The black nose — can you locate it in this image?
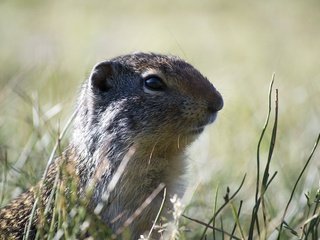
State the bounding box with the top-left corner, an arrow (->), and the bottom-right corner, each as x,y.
208,91 -> 224,113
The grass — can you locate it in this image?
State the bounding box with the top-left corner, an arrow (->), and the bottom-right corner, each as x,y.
1,1 -> 320,239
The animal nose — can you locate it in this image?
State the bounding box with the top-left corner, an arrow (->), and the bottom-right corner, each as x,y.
207,90 -> 224,113
205,91 -> 223,125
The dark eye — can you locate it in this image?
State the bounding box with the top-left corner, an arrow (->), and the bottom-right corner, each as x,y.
144,76 -> 166,91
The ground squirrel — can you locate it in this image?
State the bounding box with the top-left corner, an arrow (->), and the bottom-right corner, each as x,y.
0,52 -> 223,239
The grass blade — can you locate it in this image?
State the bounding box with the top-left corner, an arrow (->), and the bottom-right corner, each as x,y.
277,133 -> 320,239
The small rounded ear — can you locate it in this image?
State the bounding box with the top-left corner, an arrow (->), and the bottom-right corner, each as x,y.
89,61 -> 114,92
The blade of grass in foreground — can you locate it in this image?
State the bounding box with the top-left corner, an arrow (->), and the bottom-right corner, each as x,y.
277,133 -> 320,239
248,76 -> 278,240
260,87 -> 279,238
182,214 -> 241,240
198,174 -> 246,240
24,107 -> 79,240
255,74 -> 275,204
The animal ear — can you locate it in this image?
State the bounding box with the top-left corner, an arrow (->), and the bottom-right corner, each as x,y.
89,61 -> 114,92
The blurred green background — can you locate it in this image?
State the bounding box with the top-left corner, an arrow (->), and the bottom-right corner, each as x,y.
0,0 -> 319,237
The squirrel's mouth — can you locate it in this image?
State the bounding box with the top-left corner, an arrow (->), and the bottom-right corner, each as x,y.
186,112 -> 219,135
189,126 -> 205,135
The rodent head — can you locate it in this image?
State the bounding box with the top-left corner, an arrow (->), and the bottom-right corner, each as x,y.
73,53 -> 223,159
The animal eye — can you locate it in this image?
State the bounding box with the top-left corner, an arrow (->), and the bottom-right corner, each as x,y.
144,76 -> 166,91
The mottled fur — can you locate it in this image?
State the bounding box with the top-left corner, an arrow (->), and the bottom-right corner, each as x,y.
0,160 -> 62,239
0,53 -> 223,239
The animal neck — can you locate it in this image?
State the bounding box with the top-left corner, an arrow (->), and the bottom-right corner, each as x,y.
71,136 -> 187,203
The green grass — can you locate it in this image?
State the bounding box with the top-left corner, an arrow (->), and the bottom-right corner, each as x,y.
1,0 -> 320,239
